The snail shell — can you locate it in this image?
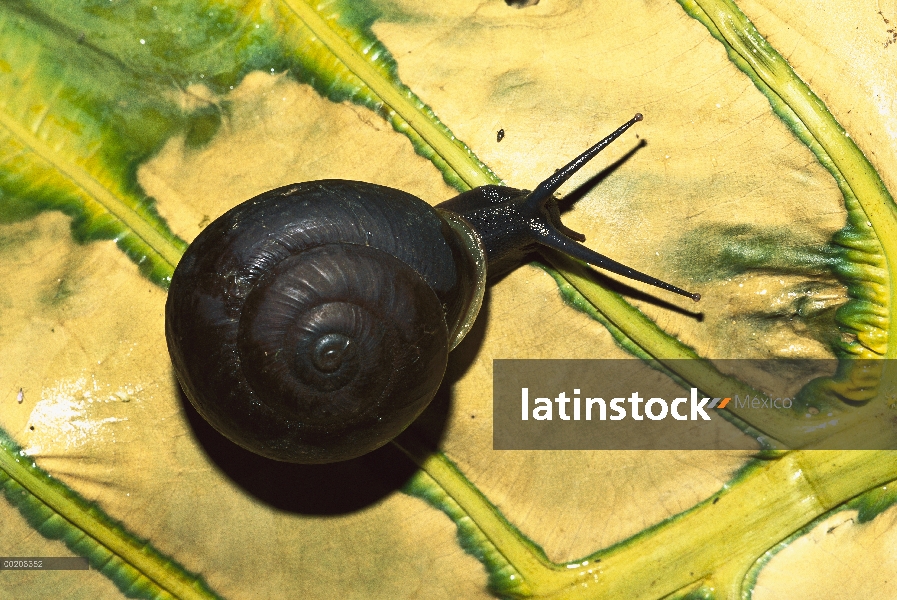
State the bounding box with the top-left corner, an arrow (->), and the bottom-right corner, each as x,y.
166,180 -> 485,463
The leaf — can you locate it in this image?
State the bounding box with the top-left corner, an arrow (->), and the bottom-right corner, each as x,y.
2,1 -> 897,599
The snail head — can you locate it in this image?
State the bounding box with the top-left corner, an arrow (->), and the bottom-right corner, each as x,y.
438,114 -> 700,302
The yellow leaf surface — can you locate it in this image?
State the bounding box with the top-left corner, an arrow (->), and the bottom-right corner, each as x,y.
2,1 -> 896,598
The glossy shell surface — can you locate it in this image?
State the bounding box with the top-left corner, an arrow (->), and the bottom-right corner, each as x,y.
166,180 -> 481,463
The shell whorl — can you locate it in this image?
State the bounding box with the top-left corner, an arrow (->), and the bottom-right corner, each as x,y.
165,180 -> 479,463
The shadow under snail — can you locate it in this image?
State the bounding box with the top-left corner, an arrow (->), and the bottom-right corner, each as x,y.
165,113 -> 700,464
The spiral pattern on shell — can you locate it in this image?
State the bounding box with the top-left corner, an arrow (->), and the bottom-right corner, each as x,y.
166,181 -> 480,463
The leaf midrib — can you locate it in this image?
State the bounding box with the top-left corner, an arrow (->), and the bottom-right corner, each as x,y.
278,0 -> 494,190
0,446 -> 216,600
693,0 -> 897,358
0,108 -> 183,270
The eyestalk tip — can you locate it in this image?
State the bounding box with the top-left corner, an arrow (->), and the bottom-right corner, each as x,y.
691,292 -> 701,302
634,113 -> 643,122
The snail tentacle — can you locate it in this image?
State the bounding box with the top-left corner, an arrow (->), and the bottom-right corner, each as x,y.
438,114 -> 700,301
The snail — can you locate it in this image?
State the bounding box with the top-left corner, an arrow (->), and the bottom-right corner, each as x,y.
165,113 -> 699,464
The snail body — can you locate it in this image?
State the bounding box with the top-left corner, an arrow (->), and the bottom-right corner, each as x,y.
166,114 -> 698,463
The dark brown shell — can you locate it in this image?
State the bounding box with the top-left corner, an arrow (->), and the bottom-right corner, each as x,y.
165,180 -> 478,463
